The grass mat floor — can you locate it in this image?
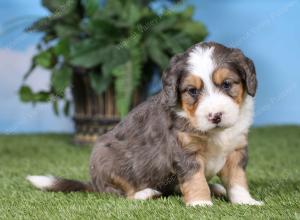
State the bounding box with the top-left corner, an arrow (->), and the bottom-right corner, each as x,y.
0,126 -> 299,219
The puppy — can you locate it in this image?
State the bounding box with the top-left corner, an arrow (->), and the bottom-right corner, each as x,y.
27,42 -> 263,206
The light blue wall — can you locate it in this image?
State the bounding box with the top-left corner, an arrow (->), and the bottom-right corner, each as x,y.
190,0 -> 300,125
0,0 -> 74,133
0,1 -> 299,134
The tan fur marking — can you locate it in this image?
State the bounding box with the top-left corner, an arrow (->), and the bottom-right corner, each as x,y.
218,147 -> 248,189
177,131 -> 208,153
180,169 -> 211,204
111,175 -> 135,197
180,74 -> 203,126
177,131 -> 211,203
234,83 -> 245,105
213,68 -> 230,85
213,68 -> 245,105
181,102 -> 198,127
182,74 -> 203,90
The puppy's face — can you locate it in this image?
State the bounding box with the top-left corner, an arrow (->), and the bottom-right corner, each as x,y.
162,42 -> 257,132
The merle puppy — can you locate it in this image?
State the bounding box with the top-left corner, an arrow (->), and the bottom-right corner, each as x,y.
27,42 -> 263,206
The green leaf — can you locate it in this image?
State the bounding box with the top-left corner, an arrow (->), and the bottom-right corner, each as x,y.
181,6 -> 194,19
128,40 -> 143,88
26,17 -> 54,32
103,0 -> 123,18
82,0 -> 99,16
181,21 -> 208,42
127,3 -> 141,24
42,0 -> 75,14
33,91 -> 50,102
113,49 -> 142,117
70,42 -> 129,69
19,86 -> 50,103
90,72 -> 112,94
86,17 -> 124,41
19,86 -> 34,102
112,63 -> 132,117
51,66 -> 72,93
172,32 -> 193,48
54,38 -> 70,57
69,40 -> 105,68
160,32 -> 190,54
34,49 -> 56,69
101,47 -> 130,76
42,32 -> 57,43
53,100 -> 59,116
146,36 -> 169,69
70,49 -> 102,68
63,100 -> 70,116
152,15 -> 177,32
54,24 -> 78,38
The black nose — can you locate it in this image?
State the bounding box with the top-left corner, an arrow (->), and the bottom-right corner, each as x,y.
208,112 -> 223,124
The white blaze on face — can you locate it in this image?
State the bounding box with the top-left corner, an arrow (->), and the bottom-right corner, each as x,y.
187,46 -> 215,94
187,45 -> 240,132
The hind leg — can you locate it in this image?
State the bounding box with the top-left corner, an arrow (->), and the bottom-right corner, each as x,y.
209,183 -> 227,198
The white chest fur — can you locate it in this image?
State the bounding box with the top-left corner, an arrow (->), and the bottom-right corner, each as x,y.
205,154 -> 226,179
204,96 -> 254,179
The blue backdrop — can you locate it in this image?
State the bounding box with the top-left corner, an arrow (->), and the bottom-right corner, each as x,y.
0,0 -> 299,133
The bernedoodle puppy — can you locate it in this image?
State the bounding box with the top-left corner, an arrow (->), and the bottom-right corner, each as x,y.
27,42 -> 263,206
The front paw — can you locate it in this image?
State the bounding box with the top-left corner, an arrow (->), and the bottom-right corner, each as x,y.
231,198 -> 264,206
186,200 -> 213,207
229,185 -> 264,206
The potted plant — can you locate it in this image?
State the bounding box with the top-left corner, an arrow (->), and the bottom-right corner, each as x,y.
19,0 -> 207,144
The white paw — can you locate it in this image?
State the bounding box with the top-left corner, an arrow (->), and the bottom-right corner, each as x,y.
133,188 -> 161,200
232,198 -> 264,206
187,200 -> 213,207
229,185 -> 263,206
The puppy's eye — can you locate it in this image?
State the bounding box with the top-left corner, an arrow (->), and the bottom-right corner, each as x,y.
187,88 -> 199,97
222,80 -> 232,90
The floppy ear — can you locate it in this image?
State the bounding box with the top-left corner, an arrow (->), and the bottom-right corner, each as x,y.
231,49 -> 258,97
161,53 -> 185,107
243,57 -> 257,96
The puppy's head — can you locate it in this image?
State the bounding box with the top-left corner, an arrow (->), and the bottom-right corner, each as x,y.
162,42 -> 257,132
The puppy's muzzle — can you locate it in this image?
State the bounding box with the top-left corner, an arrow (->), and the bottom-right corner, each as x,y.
208,112 -> 223,124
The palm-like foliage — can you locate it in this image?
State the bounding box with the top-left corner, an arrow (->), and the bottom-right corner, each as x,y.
20,0 -> 207,117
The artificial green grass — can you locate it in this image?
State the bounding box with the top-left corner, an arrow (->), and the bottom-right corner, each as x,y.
0,126 -> 300,220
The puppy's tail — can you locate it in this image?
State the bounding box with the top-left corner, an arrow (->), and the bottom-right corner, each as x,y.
26,175 -> 93,192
